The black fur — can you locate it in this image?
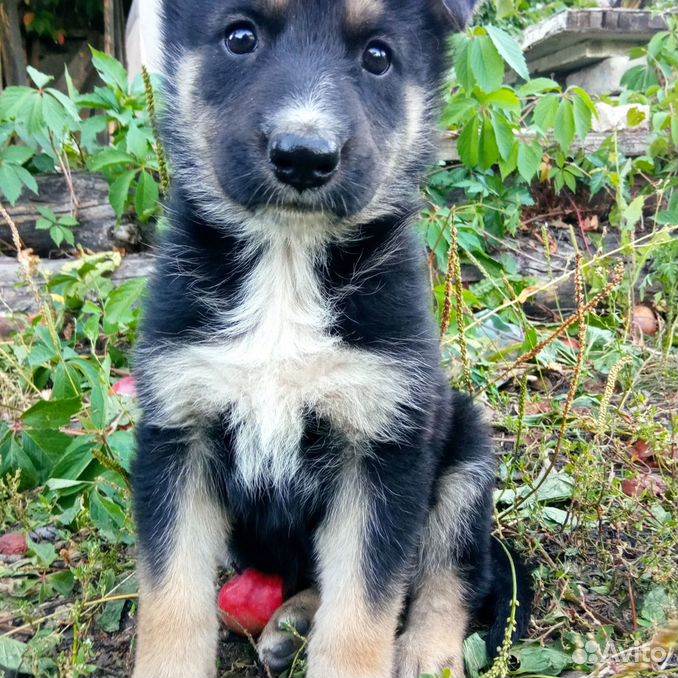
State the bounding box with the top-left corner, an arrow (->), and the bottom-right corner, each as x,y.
131,0 -> 532,675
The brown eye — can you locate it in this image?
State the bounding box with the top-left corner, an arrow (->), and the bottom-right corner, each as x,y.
225,22 -> 258,55
362,41 -> 391,75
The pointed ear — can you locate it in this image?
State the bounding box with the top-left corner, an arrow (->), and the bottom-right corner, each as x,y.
433,0 -> 479,31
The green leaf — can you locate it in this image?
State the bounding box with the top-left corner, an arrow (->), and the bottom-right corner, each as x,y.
532,93 -> 560,132
554,98 -> 575,152
13,165 -> 39,195
441,99 -> 477,127
135,169 -> 160,220
518,77 -> 560,96
621,64 -> 659,91
512,645 -> 571,675
50,225 -> 64,247
27,536 -> 58,567
478,116 -> 500,170
21,396 -> 82,429
491,111 -> 515,161
627,106 -> 647,127
494,0 -> 514,19
25,90 -> 45,135
484,88 -> 520,111
517,142 -> 542,182
470,35 -> 504,93
46,87 -> 80,122
90,47 -> 129,93
49,570 -> 76,597
64,65 -> 79,100
97,576 -> 137,632
80,115 -> 109,153
126,122 -> 149,159
453,34 -> 474,91
572,94 -> 592,141
27,65 -> 53,89
105,278 -> 147,326
0,636 -> 28,673
88,148 -> 135,171
0,435 -> 40,488
47,478 -> 91,492
485,25 -> 529,80
0,86 -> 35,121
0,164 -> 23,203
109,169 -> 137,217
640,588 -> 672,625
463,633 -> 489,678
457,114 -> 480,168
623,195 -> 645,229
569,86 -> 596,116
23,429 -> 72,460
2,145 -> 34,165
498,142 -> 518,179
89,488 -> 126,542
50,436 -> 96,481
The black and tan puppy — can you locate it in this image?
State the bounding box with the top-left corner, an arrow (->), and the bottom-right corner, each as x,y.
131,0 -> 532,676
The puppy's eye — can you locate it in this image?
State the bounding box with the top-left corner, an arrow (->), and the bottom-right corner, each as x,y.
362,41 -> 391,75
224,22 -> 258,54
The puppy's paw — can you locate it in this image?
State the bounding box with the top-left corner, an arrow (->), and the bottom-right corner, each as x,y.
394,631 -> 464,678
257,589 -> 318,674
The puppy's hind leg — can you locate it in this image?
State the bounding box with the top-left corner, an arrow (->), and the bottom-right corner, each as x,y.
132,427 -> 229,678
396,392 -> 496,678
396,571 -> 469,678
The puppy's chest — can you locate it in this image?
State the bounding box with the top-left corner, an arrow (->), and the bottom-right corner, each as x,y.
144,241 -> 411,485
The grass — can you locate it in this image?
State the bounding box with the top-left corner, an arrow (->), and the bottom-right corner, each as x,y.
1,191 -> 677,678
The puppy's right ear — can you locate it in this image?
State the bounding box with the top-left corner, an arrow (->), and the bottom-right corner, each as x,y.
433,0 -> 480,31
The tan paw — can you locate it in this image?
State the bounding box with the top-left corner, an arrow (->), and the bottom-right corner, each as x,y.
257,589 -> 319,674
395,631 -> 465,678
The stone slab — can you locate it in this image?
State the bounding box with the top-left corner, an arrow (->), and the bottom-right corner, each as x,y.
519,9 -> 671,81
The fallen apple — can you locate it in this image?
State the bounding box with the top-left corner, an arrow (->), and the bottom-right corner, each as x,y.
632,305 -> 658,337
111,375 -> 137,397
0,532 -> 28,556
218,569 -> 284,637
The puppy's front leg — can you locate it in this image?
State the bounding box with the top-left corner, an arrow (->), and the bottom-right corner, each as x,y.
132,427 -> 228,678
308,460 -> 422,678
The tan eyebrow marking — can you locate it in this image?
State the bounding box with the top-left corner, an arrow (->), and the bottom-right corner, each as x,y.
262,0 -> 289,15
344,0 -> 385,30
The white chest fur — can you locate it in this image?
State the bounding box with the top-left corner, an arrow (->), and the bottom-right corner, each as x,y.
143,238 -> 415,490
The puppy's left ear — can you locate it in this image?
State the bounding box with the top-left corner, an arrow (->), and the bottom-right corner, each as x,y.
433,0 -> 479,31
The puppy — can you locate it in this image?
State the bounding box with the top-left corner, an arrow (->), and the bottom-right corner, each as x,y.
131,1 -> 532,676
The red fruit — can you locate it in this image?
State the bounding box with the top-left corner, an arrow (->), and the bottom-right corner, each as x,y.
218,569 -> 284,637
632,305 -> 658,337
111,375 -> 137,397
0,532 -> 28,556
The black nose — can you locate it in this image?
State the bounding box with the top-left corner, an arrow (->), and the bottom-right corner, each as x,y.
269,134 -> 339,191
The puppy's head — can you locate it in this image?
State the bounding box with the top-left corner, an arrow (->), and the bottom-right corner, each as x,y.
161,0 -> 477,236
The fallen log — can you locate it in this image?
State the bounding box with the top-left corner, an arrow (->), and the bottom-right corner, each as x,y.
0,229 -> 600,320
0,173 -> 141,257
0,253 -> 154,315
